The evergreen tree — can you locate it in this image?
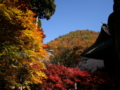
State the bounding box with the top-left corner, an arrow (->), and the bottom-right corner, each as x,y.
27,0 -> 56,20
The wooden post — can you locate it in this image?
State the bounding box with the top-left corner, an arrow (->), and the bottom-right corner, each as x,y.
108,0 -> 120,89
75,82 -> 77,90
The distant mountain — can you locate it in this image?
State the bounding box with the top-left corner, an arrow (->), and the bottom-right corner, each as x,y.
47,30 -> 99,67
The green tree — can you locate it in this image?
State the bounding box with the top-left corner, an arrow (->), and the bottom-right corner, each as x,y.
27,0 -> 56,20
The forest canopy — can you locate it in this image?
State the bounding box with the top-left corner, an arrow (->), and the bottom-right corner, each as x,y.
48,30 -> 99,67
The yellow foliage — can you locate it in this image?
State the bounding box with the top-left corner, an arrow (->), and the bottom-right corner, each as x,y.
0,0 -> 48,88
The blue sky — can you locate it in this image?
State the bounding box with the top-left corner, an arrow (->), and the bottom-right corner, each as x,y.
41,0 -> 113,44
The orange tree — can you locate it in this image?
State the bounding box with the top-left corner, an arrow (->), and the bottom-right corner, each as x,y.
0,0 -> 54,89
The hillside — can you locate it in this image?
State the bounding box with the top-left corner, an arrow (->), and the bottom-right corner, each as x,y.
47,30 -> 99,67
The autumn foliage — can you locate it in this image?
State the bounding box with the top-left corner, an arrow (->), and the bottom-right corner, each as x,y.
0,0 -> 48,89
0,0 -> 116,90
36,64 -> 116,90
48,30 -> 99,67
